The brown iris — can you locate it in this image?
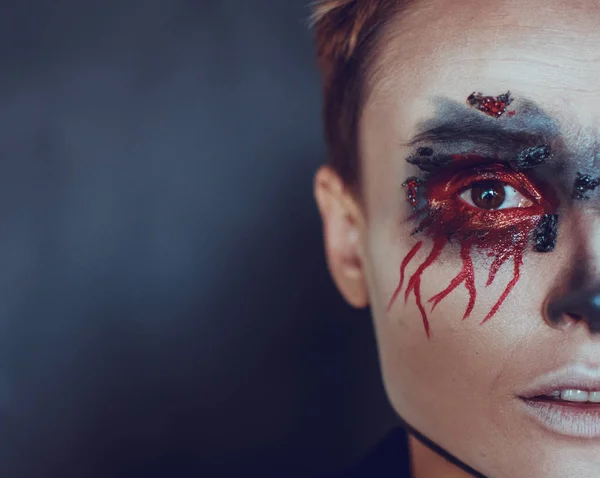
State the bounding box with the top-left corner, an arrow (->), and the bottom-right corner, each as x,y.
470,180 -> 506,210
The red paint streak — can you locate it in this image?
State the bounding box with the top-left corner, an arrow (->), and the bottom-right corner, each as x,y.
390,157 -> 558,338
387,241 -> 423,312
403,237 -> 446,338
405,237 -> 445,304
481,250 -> 523,324
508,110 -> 517,117
486,248 -> 511,286
467,92 -> 512,118
428,242 -> 476,320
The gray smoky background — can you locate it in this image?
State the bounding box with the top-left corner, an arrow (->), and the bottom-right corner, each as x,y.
0,1 -> 397,477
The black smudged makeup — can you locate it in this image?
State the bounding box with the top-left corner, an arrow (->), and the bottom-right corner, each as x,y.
406,151 -> 453,172
573,172 -> 600,200
509,145 -> 551,171
534,214 -> 559,252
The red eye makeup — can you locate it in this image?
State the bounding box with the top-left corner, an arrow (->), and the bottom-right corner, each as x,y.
388,152 -> 559,338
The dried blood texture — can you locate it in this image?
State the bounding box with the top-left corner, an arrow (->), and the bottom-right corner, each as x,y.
467,91 -> 513,118
389,156 -> 557,338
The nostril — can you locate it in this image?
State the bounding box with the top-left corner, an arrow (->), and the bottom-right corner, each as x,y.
545,291 -> 589,328
545,295 -> 567,326
566,312 -> 583,321
544,288 -> 600,333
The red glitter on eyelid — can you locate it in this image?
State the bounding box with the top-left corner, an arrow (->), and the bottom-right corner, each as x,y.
388,158 -> 558,338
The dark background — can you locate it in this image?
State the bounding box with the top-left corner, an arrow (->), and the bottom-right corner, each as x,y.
0,1 -> 398,477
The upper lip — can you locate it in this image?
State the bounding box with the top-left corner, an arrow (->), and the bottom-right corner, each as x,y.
518,363 -> 600,399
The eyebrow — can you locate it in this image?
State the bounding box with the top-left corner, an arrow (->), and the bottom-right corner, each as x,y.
405,97 -> 561,154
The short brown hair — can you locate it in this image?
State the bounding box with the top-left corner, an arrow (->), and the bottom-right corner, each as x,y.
311,0 -> 408,189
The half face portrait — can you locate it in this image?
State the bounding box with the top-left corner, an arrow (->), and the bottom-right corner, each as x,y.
313,0 -> 600,476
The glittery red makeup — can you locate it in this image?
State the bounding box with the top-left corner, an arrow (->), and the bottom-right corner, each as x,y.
467,92 -> 513,118
402,177 -> 425,212
388,154 -> 558,338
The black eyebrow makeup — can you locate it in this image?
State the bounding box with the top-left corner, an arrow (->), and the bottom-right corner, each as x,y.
402,98 -> 573,191
407,98 -> 560,156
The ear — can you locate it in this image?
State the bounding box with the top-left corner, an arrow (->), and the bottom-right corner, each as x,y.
314,166 -> 369,308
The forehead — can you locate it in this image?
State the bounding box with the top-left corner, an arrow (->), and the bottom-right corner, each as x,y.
365,0 -> 600,129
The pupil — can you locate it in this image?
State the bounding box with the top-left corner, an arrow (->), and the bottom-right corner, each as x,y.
471,181 -> 506,209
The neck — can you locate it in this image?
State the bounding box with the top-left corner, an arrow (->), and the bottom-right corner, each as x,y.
408,434 -> 478,478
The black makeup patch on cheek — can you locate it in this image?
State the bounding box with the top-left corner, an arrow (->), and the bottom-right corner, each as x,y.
466,91 -> 513,118
509,145 -> 550,171
573,172 -> 600,200
534,214 -> 558,253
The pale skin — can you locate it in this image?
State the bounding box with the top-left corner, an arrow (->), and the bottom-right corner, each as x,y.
315,0 -> 600,476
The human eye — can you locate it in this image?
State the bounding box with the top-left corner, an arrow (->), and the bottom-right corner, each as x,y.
458,180 -> 534,211
421,161 -> 548,231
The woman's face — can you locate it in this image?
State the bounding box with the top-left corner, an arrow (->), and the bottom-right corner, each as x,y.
316,0 -> 600,476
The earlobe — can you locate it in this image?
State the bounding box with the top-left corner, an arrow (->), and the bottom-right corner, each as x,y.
314,166 -> 369,309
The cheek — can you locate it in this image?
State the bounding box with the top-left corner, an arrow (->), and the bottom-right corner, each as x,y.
365,236 -> 507,442
366,221 -> 564,400
365,234 -> 545,451
364,220 -> 556,394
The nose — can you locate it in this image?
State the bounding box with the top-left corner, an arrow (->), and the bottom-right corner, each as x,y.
543,207 -> 600,334
546,286 -> 600,334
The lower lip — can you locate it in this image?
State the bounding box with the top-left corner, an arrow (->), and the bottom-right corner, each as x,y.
519,398 -> 600,438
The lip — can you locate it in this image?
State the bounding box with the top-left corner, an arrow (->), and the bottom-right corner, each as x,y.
518,363 -> 600,438
518,364 -> 600,399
